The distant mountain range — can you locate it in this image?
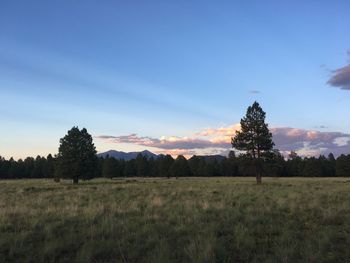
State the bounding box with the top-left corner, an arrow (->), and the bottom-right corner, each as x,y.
97,150 -> 226,161
97,150 -> 158,160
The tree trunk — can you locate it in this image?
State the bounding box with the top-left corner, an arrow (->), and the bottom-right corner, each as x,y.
254,157 -> 262,184
256,172 -> 262,184
73,176 -> 79,184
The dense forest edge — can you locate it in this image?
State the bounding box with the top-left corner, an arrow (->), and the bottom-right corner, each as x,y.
1,150 -> 350,180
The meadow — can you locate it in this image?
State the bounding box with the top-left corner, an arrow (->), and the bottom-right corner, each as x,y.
0,177 -> 349,263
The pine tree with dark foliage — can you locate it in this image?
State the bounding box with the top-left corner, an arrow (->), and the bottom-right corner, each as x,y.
170,155 -> 191,179
102,157 -> 120,179
156,154 -> 174,178
135,154 -> 150,177
56,127 -> 97,184
232,101 -> 274,184
336,154 -> 350,176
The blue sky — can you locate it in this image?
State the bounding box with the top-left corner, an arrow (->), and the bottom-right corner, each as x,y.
1,1 -> 350,159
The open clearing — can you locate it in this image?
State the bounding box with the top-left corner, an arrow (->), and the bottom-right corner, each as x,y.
0,177 -> 349,262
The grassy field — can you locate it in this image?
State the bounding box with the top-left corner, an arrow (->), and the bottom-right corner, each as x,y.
0,177 -> 349,263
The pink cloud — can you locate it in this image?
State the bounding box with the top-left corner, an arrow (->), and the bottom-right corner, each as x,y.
96,125 -> 350,157
196,124 -> 240,136
96,134 -> 216,149
271,127 -> 350,156
286,128 -> 304,137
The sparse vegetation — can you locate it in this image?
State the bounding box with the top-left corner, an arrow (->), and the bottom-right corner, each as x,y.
1,177 -> 349,262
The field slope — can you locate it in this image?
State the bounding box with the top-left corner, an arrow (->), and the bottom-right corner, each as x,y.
0,177 -> 349,262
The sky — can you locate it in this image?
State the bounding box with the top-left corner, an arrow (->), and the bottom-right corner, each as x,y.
1,1 -> 350,159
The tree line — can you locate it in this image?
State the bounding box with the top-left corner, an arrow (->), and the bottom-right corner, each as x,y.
1,102 -> 349,183
1,151 -> 350,180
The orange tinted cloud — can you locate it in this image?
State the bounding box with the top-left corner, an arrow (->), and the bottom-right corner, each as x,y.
196,124 -> 240,136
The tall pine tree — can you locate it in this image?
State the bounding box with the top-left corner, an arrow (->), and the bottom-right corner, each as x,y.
232,101 -> 274,184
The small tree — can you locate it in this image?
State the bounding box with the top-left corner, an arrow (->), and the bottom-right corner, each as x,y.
232,101 -> 274,184
56,127 -> 97,184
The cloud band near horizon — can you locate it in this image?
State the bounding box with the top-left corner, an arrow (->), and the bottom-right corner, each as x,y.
96,124 -> 350,157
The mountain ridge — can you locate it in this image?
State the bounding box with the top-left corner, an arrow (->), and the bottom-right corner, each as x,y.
97,150 -> 227,161
97,150 -> 158,160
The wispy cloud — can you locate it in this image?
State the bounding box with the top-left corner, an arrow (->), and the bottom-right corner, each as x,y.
0,40 -> 218,121
249,90 -> 260,94
327,50 -> 350,90
95,134 -> 219,150
314,125 -> 328,129
96,124 -> 350,157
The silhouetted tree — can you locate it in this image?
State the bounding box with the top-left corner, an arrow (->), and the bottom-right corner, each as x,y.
156,154 -> 174,178
264,149 -> 285,177
326,153 -> 336,177
222,157 -> 238,176
226,151 -> 239,176
135,154 -> 150,177
0,156 -> 7,179
336,154 -> 350,176
302,157 -> 322,177
56,127 -> 97,184
31,156 -> 44,178
102,157 -> 121,179
170,155 -> 191,178
228,150 -> 236,159
232,101 -> 274,184
43,154 -> 54,178
188,155 -> 202,176
124,159 -> 136,177
289,151 -> 298,160
23,157 -> 34,178
206,160 -> 221,176
285,151 -> 303,176
196,158 -> 208,176
9,158 -> 24,179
